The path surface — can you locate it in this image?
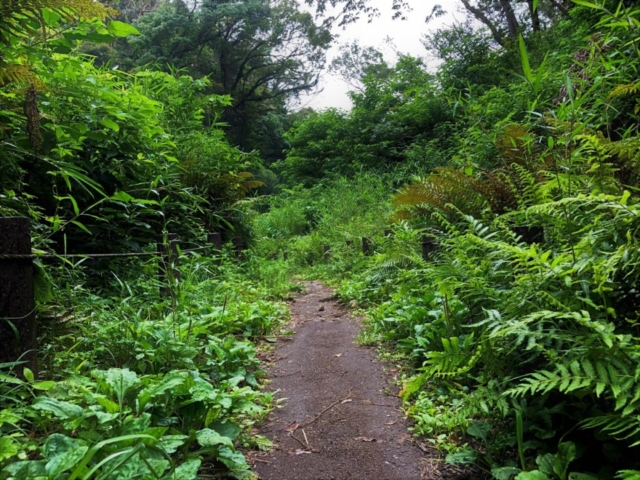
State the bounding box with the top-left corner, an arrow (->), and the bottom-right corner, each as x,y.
249,282 -> 436,480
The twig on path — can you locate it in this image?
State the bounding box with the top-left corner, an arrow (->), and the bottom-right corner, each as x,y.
415,441 -> 431,453
301,428 -> 309,446
360,400 -> 397,407
291,429 -> 314,451
301,390 -> 353,428
290,430 -> 306,448
251,458 -> 272,464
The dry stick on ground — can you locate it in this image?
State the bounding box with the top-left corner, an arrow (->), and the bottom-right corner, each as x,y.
360,400 -> 397,407
290,430 -> 307,448
287,390 -> 353,452
299,390 -> 353,429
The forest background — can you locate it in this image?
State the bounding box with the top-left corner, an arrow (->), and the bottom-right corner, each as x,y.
3,0 -> 640,479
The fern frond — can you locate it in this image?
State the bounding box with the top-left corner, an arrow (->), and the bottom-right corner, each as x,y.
582,415 -> 640,443
366,254 -> 421,285
616,470 -> 640,480
392,168 -> 486,219
0,62 -> 38,88
422,336 -> 481,379
505,356 -> 636,410
238,180 -> 265,193
609,82 -> 640,99
0,0 -> 114,40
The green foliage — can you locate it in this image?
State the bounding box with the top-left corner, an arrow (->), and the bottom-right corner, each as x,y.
1,8 -> 264,262
117,0 -> 331,159
258,2 -> 640,478
278,56 -> 455,185
1,256 -> 286,479
10,0 -> 640,478
0,5 -> 287,478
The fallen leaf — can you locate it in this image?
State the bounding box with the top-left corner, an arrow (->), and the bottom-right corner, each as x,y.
385,421 -> 397,425
355,437 -> 376,442
334,354 -> 342,357
340,399 -> 352,404
284,422 -> 299,432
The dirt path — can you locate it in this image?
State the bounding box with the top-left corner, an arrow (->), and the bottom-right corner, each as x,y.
249,281 -> 441,480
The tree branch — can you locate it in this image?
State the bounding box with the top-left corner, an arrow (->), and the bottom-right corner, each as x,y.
459,0 -> 506,47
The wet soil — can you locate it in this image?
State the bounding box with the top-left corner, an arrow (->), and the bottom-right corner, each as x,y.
249,281 -> 473,480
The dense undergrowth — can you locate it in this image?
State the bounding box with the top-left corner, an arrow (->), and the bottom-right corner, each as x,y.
1,250 -> 295,479
249,2 -> 640,478
5,0 -> 640,479
0,1 -> 299,477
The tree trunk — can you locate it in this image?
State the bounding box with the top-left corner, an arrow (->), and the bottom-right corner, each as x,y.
548,0 -> 570,16
0,217 -> 37,376
527,0 -> 541,32
460,0 -> 506,47
499,0 -> 520,39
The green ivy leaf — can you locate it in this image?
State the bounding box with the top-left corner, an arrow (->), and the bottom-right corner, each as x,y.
1,460 -> 47,479
196,428 -> 234,448
515,471 -> 552,480
554,442 -> 577,479
95,395 -> 119,414
493,467 -> 522,480
32,381 -> 56,391
217,446 -> 249,472
94,368 -> 140,408
43,435 -> 88,477
170,459 -> 201,480
467,421 -> 491,442
158,435 -> 188,455
0,410 -> 21,428
106,21 -> 140,37
100,118 -> 120,132
209,420 -> 241,441
445,448 -> 476,465
23,368 -> 34,383
121,413 -> 151,435
41,8 -> 62,26
0,436 -> 19,462
32,397 -> 83,420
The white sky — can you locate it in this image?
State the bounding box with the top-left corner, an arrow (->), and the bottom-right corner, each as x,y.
297,0 -> 460,110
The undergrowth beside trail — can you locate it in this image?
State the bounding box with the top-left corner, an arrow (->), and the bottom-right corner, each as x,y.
249,3 -> 640,478
0,253 -> 294,480
6,0 -> 640,478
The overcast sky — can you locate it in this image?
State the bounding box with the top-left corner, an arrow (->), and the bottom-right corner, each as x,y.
297,0 -> 460,110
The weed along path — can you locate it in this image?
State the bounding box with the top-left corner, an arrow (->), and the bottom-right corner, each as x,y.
249,281 -> 436,480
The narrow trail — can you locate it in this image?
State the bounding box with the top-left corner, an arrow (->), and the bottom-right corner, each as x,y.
248,281 -> 459,480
